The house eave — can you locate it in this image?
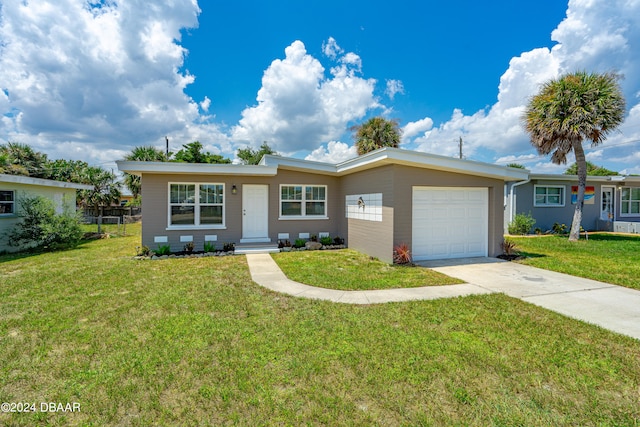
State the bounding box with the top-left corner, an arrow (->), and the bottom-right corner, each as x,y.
0,174 -> 93,190
116,161 -> 278,177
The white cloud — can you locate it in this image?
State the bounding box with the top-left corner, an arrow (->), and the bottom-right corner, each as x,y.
385,79 -> 405,100
200,96 -> 211,112
322,37 -> 343,59
305,141 -> 357,163
407,0 -> 640,174
402,117 -> 433,142
0,0 -> 204,166
231,40 -> 379,152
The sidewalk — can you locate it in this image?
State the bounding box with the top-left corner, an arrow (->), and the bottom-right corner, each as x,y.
245,253 -> 640,340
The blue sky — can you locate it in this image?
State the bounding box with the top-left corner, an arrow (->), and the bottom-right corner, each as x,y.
1,0 -> 639,175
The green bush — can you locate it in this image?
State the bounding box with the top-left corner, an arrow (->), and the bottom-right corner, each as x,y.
508,212 -> 536,235
203,241 -> 216,253
319,236 -> 333,246
7,194 -> 83,251
155,244 -> 171,256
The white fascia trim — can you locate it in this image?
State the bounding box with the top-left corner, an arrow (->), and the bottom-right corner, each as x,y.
0,174 -> 93,190
116,161 -> 278,176
336,148 -> 529,181
530,174 -> 640,184
260,155 -> 337,174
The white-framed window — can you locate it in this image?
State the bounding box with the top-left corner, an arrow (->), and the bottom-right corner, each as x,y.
168,183 -> 225,228
534,185 -> 565,207
280,185 -> 327,218
0,190 -> 15,215
621,187 -> 640,215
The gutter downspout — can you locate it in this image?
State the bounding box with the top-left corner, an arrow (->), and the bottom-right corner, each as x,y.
509,179 -> 531,227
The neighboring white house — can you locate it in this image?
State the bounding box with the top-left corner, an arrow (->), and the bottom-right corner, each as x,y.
0,174 -> 92,253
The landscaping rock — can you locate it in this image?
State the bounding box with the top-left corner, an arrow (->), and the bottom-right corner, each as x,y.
305,241 -> 323,251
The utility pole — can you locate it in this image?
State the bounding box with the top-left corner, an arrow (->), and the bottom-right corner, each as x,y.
458,136 -> 463,159
165,136 -> 169,157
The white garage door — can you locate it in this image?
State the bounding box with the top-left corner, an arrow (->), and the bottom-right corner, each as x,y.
412,187 -> 488,261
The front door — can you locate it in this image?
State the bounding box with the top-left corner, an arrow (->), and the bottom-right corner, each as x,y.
601,186 -> 615,221
242,184 -> 269,242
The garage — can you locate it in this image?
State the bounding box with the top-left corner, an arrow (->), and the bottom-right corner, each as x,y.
412,187 -> 488,260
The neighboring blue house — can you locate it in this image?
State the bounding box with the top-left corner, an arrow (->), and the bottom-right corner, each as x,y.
505,174 -> 640,234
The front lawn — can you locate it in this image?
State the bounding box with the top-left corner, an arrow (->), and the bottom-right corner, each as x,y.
1,226 -> 639,425
272,249 -> 463,290
508,233 -> 640,290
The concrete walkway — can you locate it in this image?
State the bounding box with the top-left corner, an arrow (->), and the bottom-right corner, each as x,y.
246,253 -> 640,340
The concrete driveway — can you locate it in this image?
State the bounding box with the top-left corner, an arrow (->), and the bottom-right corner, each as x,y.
420,257 -> 640,341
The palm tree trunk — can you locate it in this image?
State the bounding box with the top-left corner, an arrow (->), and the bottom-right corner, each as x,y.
569,142 -> 587,241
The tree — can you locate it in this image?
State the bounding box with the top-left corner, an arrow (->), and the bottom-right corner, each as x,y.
507,163 -> 526,169
123,146 -> 169,198
523,71 -> 625,241
351,117 -> 401,155
0,142 -> 49,177
173,141 -> 231,164
77,166 -> 122,233
564,161 -> 618,176
237,141 -> 278,165
45,159 -> 91,183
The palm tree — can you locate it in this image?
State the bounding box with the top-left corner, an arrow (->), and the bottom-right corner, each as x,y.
352,117 -> 401,155
523,71 -> 625,241
78,167 -> 122,234
0,142 -> 49,177
123,146 -> 169,198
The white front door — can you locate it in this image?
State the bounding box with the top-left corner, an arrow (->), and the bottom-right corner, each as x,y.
242,184 -> 269,242
601,186 -> 615,221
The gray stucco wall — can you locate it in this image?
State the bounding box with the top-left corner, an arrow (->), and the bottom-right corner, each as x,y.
140,171 -> 344,252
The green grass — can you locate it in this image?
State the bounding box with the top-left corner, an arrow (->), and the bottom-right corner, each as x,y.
1,225 -> 640,425
508,233 -> 640,290
272,249 -> 463,290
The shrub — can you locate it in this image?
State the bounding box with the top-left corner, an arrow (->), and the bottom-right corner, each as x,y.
204,241 -> 216,253
183,241 -> 194,253
552,222 -> 568,235
293,238 -> 307,248
7,195 -> 83,251
222,242 -> 235,252
333,236 -> 345,245
155,244 -> 171,256
501,238 -> 519,256
508,212 -> 536,235
319,236 -> 333,246
393,242 -> 413,265
136,245 -> 150,256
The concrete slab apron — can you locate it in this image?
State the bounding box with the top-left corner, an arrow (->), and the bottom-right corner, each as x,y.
245,253 -> 492,305
424,257 -> 640,341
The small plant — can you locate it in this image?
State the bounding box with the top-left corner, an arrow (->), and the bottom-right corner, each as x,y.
310,234 -> 318,242
293,238 -> 306,248
534,227 -> 542,235
222,242 -> 235,252
552,222 -> 568,235
204,241 -> 216,253
508,212 -> 536,235
501,238 -> 519,256
136,245 -> 150,256
183,241 -> 194,253
155,244 -> 171,256
333,236 -> 345,245
393,242 -> 413,265
320,236 -> 333,246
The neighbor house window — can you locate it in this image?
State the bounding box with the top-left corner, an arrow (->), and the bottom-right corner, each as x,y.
280,185 -> 327,218
0,190 -> 14,215
534,185 -> 565,207
169,183 -> 224,227
621,187 -> 640,215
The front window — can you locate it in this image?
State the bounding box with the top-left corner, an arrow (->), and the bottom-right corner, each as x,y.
280,185 -> 326,217
534,185 -> 565,207
621,187 -> 640,215
169,183 -> 224,226
0,190 -> 15,215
